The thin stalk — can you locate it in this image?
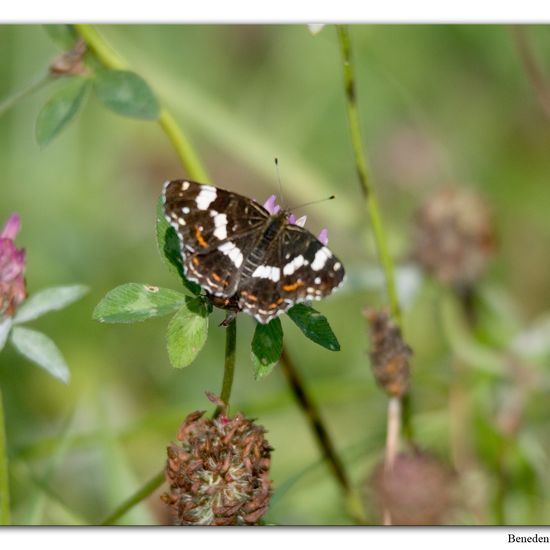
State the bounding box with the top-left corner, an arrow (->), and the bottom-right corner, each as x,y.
0,387 -> 11,525
158,109 -> 209,183
100,470 -> 165,526
215,318 -> 237,416
0,73 -> 53,117
279,349 -> 366,524
336,25 -> 413,477
336,25 -> 401,326
382,396 -> 401,525
384,397 -> 401,472
74,24 -> 209,182
219,319 -> 237,405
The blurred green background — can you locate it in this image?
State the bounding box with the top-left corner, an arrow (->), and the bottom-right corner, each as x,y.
1,24 -> 550,525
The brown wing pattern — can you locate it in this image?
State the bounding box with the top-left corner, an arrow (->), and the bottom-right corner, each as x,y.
237,224 -> 345,324
163,180 -> 268,296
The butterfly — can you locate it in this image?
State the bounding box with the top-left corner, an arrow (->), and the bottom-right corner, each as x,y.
162,180 -> 345,324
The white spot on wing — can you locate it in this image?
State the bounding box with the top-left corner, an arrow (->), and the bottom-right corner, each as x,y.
195,185 -> 217,210
213,225 -> 227,240
218,241 -> 243,268
212,213 -> 228,240
182,181 -> 190,190
311,247 -> 332,271
252,265 -> 280,282
229,248 -> 242,267
182,207 -> 190,214
283,255 -> 305,276
334,262 -> 341,271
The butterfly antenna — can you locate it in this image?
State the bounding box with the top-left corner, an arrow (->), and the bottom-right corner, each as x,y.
289,195 -> 335,211
274,157 -> 285,209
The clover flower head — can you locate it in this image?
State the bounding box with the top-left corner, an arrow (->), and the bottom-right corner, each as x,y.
162,396 -> 273,525
368,450 -> 456,525
263,195 -> 329,245
412,186 -> 494,288
0,213 -> 27,319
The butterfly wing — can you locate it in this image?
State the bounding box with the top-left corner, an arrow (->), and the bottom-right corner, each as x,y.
237,223 -> 345,324
163,180 -> 269,296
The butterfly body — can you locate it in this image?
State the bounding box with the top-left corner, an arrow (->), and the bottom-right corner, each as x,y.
163,180 -> 345,324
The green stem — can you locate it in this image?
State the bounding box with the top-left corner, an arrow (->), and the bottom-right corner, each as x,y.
100,469 -> 165,526
74,24 -> 209,182
336,25 -> 414,461
215,318 -> 237,415
0,73 -> 53,117
158,109 -> 209,182
0,387 -> 11,525
336,25 -> 401,326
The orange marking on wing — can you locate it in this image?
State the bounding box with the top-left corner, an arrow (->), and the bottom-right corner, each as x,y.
242,292 -> 257,301
194,225 -> 208,248
282,280 -> 304,292
192,256 -> 200,266
211,272 -> 222,282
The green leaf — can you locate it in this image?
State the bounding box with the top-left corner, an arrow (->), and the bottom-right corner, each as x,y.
35,76 -> 90,147
156,197 -> 201,295
0,318 -> 12,352
287,303 -> 340,351
93,283 -> 187,323
13,285 -> 88,324
166,297 -> 209,368
10,327 -> 70,383
94,69 -> 160,120
251,318 -> 283,380
42,25 -> 78,49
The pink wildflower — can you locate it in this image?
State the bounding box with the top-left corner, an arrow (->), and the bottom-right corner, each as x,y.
0,213 -> 27,319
